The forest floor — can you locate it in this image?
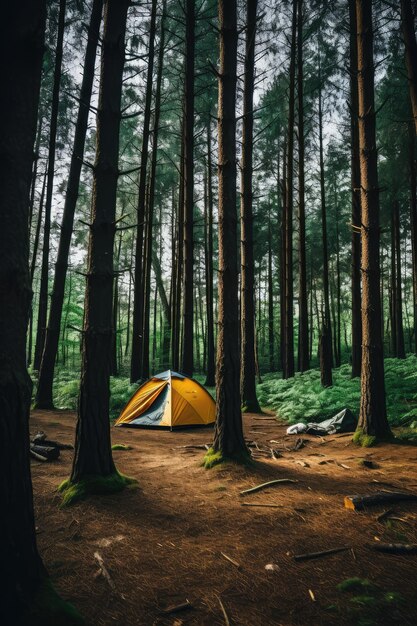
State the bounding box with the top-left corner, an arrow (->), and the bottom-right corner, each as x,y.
30,409 -> 417,626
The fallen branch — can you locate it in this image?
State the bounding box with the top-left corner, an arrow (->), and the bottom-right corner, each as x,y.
371,543 -> 417,554
240,479 -> 298,496
294,546 -> 350,562
241,502 -> 283,508
217,596 -> 230,626
160,600 -> 192,615
221,552 -> 240,568
94,551 -> 117,594
30,448 -> 48,462
345,491 -> 417,511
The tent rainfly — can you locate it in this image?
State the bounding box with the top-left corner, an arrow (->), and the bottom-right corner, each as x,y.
115,370 -> 215,430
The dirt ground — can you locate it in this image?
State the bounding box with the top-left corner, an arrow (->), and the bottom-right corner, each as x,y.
30,410 -> 417,626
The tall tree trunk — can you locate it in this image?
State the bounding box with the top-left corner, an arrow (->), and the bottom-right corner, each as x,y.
240,0 -> 261,413
35,0 -> 103,407
212,0 -> 248,460
0,1 -> 48,620
410,122 -> 417,355
297,0 -> 309,372
71,0 -> 130,482
142,0 -> 166,379
356,0 -> 391,439
181,0 -> 195,377
283,0 -> 297,379
390,208 -> 397,355
33,0 -> 67,371
318,61 -> 333,387
401,0 -> 417,135
349,0 -> 362,377
172,133 -> 185,371
205,122 -> 216,386
280,138 -> 287,373
394,201 -> 406,358
131,0 -> 157,383
268,211 -> 275,371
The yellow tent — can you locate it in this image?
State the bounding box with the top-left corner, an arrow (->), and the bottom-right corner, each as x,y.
115,370 -> 215,429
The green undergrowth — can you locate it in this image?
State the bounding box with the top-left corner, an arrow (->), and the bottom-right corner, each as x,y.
334,577 -> 405,625
257,355 -> 417,428
24,577 -> 84,626
202,446 -> 253,469
58,470 -> 137,506
111,443 -> 132,451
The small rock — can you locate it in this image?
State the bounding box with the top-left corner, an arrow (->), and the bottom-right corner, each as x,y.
265,563 -> 280,572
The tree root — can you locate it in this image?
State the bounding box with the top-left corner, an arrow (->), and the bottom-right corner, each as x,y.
58,470 -> 137,506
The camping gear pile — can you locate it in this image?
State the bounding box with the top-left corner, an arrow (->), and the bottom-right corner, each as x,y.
286,408 -> 357,436
30,432 -> 73,462
115,370 -> 215,429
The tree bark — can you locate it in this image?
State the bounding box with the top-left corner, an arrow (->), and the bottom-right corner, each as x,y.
318,60 -> 333,387
283,0 -> 297,379
181,0 -> 195,377
204,121 -> 216,386
35,0 -> 103,408
268,211 -> 275,371
131,0 -> 157,383
349,0 -> 362,377
240,0 -> 261,413
71,0 -> 130,481
297,0 -> 309,372
212,0 -> 248,458
34,0 -> 67,371
394,201 -> 406,358
401,0 -> 417,135
142,0 -> 166,379
0,0 -> 47,619
356,0 -> 391,439
409,122 -> 417,354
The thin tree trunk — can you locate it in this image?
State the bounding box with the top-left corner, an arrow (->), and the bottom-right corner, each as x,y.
142,1 -> 166,379
350,0 -> 362,377
172,133 -> 185,371
280,138 -> 287,373
283,0 -> 297,380
212,0 -> 248,459
240,0 -> 261,412
394,200 -> 406,358
401,0 -> 417,135
318,60 -> 333,387
205,122 -> 216,386
356,0 -> 391,439
409,121 -> 417,355
131,0 -> 157,383
34,0 -> 67,371
0,1 -> 48,619
390,208 -> 397,355
268,211 -> 275,371
71,0 -> 130,481
297,0 -> 309,372
35,0 -> 103,407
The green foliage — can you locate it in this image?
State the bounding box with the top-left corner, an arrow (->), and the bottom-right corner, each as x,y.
111,444 -> 132,451
25,576 -> 84,626
337,578 -> 379,594
58,471 -> 137,506
51,372 -> 139,419
257,356 -> 417,427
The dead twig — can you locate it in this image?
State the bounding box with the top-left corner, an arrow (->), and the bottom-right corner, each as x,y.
217,595 -> 231,626
240,479 -> 297,496
160,600 -> 192,615
294,546 -> 350,562
221,552 -> 240,568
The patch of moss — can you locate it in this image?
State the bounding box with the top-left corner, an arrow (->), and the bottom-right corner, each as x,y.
58,470 -> 137,506
24,577 -> 84,626
352,431 -> 377,448
202,447 -> 252,469
337,578 -> 379,594
111,444 -> 132,451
